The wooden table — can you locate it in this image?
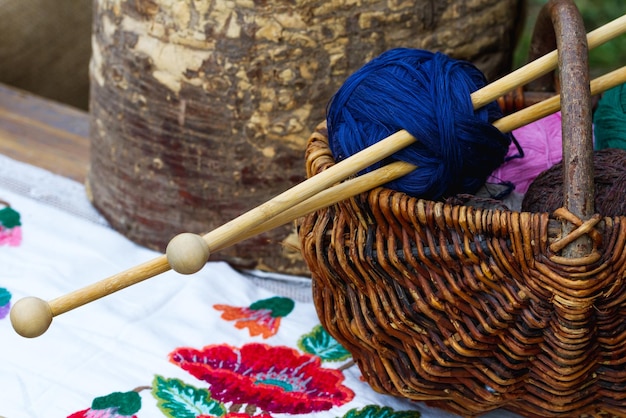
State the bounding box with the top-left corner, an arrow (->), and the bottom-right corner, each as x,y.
0,83 -> 90,183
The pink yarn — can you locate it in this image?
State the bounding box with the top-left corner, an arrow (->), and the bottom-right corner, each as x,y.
488,112 -> 564,194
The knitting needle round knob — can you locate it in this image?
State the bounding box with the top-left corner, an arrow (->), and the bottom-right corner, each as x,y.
10,297 -> 54,339
166,232 -> 211,274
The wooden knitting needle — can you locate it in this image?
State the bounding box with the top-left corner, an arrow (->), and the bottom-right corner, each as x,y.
494,65 -> 626,133
471,13 -> 626,108
10,28 -> 626,338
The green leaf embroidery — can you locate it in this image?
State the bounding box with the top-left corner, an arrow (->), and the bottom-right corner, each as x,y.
341,405 -> 421,418
298,324 -> 351,362
91,391 -> 141,415
0,288 -> 11,306
0,206 -> 20,229
152,375 -> 226,417
249,296 -> 295,317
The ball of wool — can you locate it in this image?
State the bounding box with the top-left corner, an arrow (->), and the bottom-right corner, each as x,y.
594,82 -> 626,151
326,48 -> 512,200
488,112 -> 564,194
522,148 -> 626,217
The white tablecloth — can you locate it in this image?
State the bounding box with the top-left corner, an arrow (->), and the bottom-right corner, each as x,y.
0,154 -> 519,418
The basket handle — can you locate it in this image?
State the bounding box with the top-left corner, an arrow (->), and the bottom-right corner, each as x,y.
529,0 -> 595,259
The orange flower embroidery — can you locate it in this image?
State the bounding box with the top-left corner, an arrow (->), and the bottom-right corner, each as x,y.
214,297 -> 295,339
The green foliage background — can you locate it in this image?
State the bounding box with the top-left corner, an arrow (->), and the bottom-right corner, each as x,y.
513,0 -> 625,78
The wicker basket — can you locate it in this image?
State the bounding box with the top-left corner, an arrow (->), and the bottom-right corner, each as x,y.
298,1 -> 626,416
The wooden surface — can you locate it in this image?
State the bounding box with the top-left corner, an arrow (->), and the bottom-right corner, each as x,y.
0,83 -> 90,183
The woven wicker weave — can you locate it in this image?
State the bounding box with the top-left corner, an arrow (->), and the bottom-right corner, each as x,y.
298,1 -> 626,416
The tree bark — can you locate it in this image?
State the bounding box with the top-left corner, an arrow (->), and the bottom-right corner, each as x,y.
87,0 -> 523,275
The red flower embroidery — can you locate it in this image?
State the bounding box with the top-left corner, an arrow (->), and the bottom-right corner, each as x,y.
214,297 -> 294,338
170,343 -> 354,414
68,409 -> 90,418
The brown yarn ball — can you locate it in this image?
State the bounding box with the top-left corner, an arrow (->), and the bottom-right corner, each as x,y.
522,148 -> 626,216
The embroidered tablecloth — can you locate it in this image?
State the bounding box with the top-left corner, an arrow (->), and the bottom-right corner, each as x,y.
0,154 -> 520,418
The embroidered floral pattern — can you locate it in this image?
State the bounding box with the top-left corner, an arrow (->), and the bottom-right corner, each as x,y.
0,287 -> 11,319
152,375 -> 225,417
343,406 -> 421,417
68,408 -> 137,418
299,325 -> 352,362
201,414 -> 272,418
169,343 -> 355,414
214,297 -> 294,338
67,391 -> 141,418
65,278 -> 420,417
0,203 -> 22,246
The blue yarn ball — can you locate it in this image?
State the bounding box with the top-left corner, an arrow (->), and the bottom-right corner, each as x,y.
327,48 -> 512,200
